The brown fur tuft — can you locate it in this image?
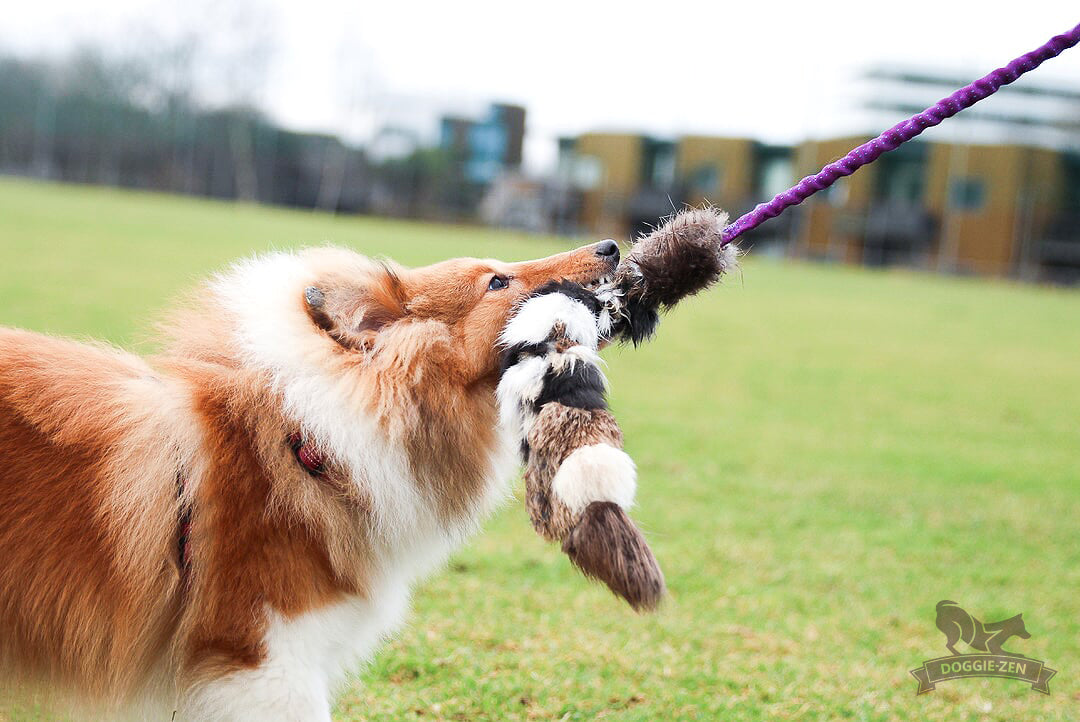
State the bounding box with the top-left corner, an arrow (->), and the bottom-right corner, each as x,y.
523,403 -> 622,541
561,501 -> 665,612
618,206 -> 733,309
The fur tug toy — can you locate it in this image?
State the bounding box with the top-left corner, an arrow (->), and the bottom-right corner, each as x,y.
497,208 -> 736,611
595,207 -> 737,345
492,23 -> 1080,611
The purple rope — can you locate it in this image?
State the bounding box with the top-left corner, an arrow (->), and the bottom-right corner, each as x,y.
721,21 -> 1080,245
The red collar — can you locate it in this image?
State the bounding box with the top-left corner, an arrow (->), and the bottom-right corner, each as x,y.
288,433 -> 326,476
175,433 -> 325,573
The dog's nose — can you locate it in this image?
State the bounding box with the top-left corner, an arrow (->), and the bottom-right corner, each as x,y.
594,240 -> 620,262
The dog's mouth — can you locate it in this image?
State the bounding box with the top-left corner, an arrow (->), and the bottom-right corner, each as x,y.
582,272 -> 614,292
582,253 -> 620,290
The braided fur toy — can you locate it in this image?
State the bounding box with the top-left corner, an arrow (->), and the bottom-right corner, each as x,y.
497,208 -> 737,611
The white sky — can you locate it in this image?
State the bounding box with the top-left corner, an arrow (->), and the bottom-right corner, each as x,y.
2,1 -> 1078,171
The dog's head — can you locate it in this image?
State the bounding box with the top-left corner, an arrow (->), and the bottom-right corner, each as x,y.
301,240 -> 619,382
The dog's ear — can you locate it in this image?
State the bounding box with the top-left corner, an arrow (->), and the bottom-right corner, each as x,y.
304,265 -> 408,350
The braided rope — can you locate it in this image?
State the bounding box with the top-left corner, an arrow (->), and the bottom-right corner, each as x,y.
720,21 -> 1080,245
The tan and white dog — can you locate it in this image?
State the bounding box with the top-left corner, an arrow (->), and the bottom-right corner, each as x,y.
0,240 -> 620,720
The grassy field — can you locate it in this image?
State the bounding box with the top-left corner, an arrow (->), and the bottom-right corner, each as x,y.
1,176 -> 1079,721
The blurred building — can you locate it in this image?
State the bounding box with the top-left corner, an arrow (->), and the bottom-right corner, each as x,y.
823,68 -> 1080,282
439,103 -> 525,185
795,139 -> 1080,281
478,172 -> 551,233
557,129 -> 1080,283
556,132 -> 793,244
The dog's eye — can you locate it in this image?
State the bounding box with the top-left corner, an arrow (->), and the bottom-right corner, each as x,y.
487,274 -> 510,292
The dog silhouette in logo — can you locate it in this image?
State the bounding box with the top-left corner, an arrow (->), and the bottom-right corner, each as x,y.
935,600 -> 1030,657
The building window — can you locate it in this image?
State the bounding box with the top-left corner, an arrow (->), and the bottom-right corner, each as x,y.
641,138 -> 676,188
879,161 -> 925,204
950,178 -> 986,210
573,155 -> 603,190
651,147 -> 676,188
873,142 -> 927,205
689,164 -> 720,195
758,156 -> 792,200
824,178 -> 849,207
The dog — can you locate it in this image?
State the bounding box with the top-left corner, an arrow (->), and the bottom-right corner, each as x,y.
935,600 -> 1030,657
0,239 -> 620,720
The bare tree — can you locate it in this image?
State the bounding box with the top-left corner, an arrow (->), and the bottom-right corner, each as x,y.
184,0 -> 279,202
316,25 -> 376,213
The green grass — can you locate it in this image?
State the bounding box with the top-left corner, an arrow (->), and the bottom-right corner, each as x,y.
2,176 -> 1079,721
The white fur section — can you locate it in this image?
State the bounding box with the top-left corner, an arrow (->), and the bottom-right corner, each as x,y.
719,241 -> 740,274
179,585 -> 410,721
547,344 -> 605,380
550,443 -> 636,514
499,292 -> 599,350
596,307 -> 613,337
181,664 -> 330,722
496,344 -> 607,448
496,353 -> 547,443
592,281 -> 624,340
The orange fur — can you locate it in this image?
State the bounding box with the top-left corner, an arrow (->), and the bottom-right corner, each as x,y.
0,241 -> 616,715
